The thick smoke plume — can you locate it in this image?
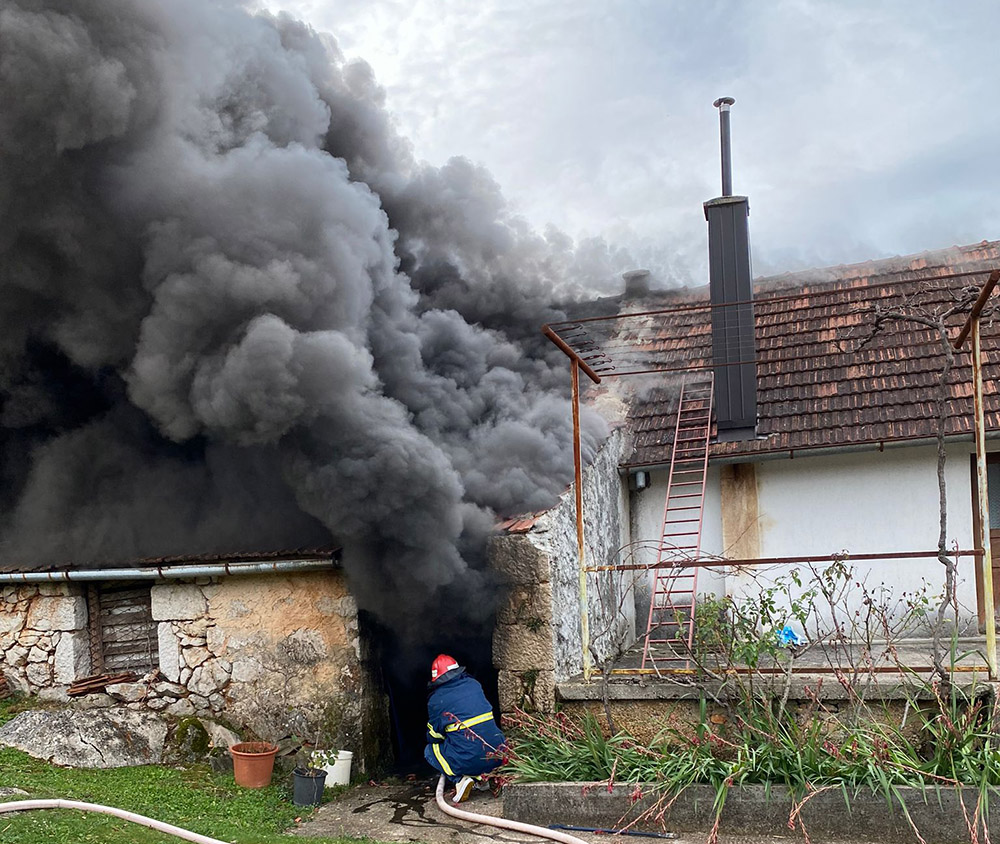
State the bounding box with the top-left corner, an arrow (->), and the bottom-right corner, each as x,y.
0,0 -> 611,633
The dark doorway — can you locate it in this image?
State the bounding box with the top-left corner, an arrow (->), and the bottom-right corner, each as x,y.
362,612 -> 499,775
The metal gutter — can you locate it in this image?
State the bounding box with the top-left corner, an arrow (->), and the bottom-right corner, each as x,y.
0,558 -> 336,584
623,430 -> 1000,474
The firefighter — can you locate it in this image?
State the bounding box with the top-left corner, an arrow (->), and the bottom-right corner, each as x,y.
424,653 -> 506,802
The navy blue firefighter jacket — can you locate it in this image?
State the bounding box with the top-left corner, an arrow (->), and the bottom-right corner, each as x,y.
424,667 -> 506,779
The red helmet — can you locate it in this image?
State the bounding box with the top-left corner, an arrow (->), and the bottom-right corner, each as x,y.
430,654 -> 459,682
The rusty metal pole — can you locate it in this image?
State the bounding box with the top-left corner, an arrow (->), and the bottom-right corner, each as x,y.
972,317 -> 997,678
571,359 -> 592,682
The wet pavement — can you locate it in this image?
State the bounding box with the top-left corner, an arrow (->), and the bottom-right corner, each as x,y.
292,777 -> 855,844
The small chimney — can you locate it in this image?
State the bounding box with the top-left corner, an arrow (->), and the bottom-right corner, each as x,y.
622,269 -> 651,298
704,97 -> 757,438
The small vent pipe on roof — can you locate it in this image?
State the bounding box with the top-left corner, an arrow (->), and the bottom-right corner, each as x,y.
714,96 -> 735,196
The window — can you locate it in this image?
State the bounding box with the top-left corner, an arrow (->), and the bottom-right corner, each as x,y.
86,583 -> 158,674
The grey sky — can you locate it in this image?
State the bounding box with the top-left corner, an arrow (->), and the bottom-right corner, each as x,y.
258,0 -> 1000,286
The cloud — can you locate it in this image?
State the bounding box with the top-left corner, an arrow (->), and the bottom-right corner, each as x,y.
263,0 -> 1000,282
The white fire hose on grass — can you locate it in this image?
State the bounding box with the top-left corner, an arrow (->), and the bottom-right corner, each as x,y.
434,775 -> 591,844
1,778 -> 593,844
0,798 -> 230,844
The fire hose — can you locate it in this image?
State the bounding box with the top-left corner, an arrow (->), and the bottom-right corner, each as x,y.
434,775 -> 592,844
3,778 -> 597,844
0,798 -> 229,844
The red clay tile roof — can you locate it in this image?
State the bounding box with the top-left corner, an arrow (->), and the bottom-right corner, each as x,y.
613,241 -> 1000,467
496,512 -> 549,534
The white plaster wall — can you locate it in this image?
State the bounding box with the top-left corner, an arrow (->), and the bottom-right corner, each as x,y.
630,443 -> 982,637
742,444 -> 979,634
631,464 -> 727,628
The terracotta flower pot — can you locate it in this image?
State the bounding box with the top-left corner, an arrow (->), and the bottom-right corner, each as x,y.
230,742 -> 279,788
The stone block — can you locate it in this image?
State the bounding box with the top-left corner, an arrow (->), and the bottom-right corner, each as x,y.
158,623 -> 181,682
106,682 -> 148,703
54,631 -> 91,684
202,720 -> 240,749
183,647 -> 211,669
492,624 -> 554,672
25,661 -> 51,687
146,698 -> 170,711
189,660 -> 231,697
177,619 -> 209,637
4,667 -> 27,692
498,668 -> 556,714
205,625 -> 226,655
152,680 -> 187,697
150,584 -> 206,621
490,535 -> 552,585
165,698 -> 195,717
0,708 -> 167,768
0,610 -> 25,637
26,596 -> 85,631
496,582 -> 553,626
27,646 -> 48,664
6,645 -> 28,667
189,693 -> 211,713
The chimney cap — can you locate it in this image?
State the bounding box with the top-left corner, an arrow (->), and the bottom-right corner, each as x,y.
622,269 -> 651,298
713,96 -> 736,109
622,269 -> 651,282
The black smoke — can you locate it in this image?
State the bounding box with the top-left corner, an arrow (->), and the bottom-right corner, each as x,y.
0,0 -> 613,633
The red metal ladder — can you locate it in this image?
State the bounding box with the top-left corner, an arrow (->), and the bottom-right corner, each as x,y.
641,372 -> 714,670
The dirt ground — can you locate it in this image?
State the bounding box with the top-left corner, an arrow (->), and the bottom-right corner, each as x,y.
292,777 -> 855,844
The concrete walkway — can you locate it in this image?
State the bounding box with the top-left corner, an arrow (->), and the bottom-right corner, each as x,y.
292,777 -> 856,844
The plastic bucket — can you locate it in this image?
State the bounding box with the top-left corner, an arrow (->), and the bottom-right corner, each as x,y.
323,750 -> 353,786
293,767 -> 327,806
229,742 -> 279,788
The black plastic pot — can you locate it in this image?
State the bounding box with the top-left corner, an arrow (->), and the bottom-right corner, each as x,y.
292,767 -> 327,807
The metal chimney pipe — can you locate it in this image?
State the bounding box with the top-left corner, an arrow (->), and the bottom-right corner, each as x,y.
714,96 -> 736,196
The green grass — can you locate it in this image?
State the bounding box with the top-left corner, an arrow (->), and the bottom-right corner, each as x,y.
0,697 -> 372,844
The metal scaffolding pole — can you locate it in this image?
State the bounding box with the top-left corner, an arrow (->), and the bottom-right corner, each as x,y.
571,360 -> 591,682
955,269 -> 1000,679
544,326 -> 601,682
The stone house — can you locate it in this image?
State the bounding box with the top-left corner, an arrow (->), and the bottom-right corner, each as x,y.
0,551 -> 388,769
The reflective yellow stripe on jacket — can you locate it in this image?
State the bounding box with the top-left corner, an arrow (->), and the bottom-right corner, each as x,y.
444,711 -> 494,732
431,741 -> 454,776
427,722 -> 444,740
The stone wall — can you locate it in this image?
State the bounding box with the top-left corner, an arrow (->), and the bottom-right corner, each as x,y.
1,571 -> 384,771
492,427 -> 633,714
0,584 -> 90,693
